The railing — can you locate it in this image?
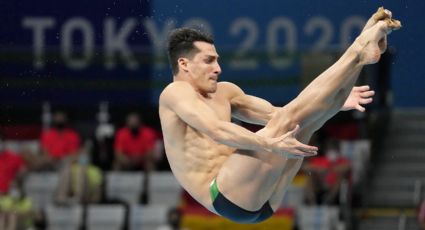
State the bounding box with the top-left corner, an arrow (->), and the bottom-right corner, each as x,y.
398,214 -> 406,230
413,179 -> 422,205
339,179 -> 351,230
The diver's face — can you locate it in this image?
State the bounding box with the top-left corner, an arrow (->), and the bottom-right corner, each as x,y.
185,41 -> 222,94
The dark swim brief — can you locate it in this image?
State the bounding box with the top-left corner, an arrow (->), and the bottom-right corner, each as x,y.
209,178 -> 274,223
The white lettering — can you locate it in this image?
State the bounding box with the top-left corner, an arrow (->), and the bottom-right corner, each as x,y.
267,17 -> 297,69
104,18 -> 138,70
340,16 -> 366,49
61,17 -> 94,70
182,18 -> 213,35
143,18 -> 176,68
22,17 -> 55,69
229,17 -> 259,70
304,17 -> 333,51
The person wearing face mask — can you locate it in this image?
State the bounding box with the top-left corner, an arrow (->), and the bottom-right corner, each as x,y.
114,112 -> 158,171
114,113 -> 159,204
303,138 -> 351,205
38,111 -> 81,170
0,134 -> 34,230
0,134 -> 27,198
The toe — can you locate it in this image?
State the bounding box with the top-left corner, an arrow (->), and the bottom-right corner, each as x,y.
384,9 -> 392,18
373,7 -> 393,22
390,19 -> 402,30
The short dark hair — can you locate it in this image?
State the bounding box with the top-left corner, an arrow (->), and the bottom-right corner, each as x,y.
167,28 -> 214,75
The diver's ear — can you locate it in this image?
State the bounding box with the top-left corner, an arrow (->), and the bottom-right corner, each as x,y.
178,57 -> 189,72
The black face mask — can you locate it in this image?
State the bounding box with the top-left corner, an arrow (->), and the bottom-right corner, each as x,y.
130,127 -> 140,136
54,122 -> 66,130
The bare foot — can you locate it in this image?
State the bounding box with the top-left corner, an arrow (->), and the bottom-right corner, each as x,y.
363,7 -> 401,54
363,6 -> 392,32
355,18 -> 401,65
385,17 -> 402,30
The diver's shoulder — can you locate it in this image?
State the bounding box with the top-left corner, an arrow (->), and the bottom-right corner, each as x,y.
160,81 -> 195,104
217,81 -> 244,97
163,81 -> 194,93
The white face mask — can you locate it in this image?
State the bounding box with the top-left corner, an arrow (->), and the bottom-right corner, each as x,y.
326,150 -> 338,161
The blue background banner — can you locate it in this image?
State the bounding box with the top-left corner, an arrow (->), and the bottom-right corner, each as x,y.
1,0 -> 424,107
0,0 -> 153,106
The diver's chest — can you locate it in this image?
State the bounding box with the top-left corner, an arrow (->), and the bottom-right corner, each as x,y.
202,96 -> 231,121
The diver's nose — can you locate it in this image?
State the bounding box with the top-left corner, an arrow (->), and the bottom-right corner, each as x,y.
214,62 -> 222,75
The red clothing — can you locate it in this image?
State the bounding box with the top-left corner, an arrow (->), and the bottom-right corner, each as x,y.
40,128 -> 81,159
114,126 -> 157,158
325,123 -> 359,140
0,150 -> 25,193
309,156 -> 351,187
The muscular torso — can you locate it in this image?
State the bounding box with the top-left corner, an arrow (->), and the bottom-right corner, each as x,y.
159,83 -> 235,212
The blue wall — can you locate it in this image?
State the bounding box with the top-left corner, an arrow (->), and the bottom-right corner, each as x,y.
0,0 -> 153,106
1,0 -> 424,107
150,0 -> 425,107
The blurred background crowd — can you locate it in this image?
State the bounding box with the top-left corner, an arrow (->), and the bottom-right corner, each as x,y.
1,0 -> 424,229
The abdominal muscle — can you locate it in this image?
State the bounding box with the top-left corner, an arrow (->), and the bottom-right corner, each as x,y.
163,123 -> 234,213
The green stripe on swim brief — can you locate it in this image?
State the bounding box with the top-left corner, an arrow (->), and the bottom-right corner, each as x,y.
210,178 -> 219,202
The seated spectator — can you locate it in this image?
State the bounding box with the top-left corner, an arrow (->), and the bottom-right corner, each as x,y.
0,191 -> 34,230
114,112 -> 158,171
0,134 -> 34,230
55,153 -> 103,205
303,138 -> 351,205
35,111 -> 81,170
0,135 -> 27,196
114,112 -> 159,204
